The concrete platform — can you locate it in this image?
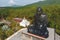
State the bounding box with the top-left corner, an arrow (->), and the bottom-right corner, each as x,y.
6,28 -> 54,40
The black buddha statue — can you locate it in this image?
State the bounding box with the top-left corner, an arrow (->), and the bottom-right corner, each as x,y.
27,7 -> 49,38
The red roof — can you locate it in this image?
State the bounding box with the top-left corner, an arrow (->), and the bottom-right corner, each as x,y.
13,18 -> 22,22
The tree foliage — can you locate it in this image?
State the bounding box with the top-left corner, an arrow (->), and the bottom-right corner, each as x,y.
0,4 -> 60,40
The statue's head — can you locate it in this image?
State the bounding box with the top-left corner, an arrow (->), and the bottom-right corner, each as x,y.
36,7 -> 43,15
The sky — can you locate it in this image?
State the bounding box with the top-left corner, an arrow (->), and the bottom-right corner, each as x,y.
0,0 -> 44,7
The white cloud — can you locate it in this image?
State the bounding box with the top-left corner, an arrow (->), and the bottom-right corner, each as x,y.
40,0 -> 44,1
9,0 -> 15,5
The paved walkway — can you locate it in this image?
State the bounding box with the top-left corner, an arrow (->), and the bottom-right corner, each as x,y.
6,28 -> 54,40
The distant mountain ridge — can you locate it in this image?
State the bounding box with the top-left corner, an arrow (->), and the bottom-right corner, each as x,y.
36,0 -> 60,4
2,0 -> 60,7
27,0 -> 60,6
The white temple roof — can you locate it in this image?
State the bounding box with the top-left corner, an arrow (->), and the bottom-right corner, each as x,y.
19,17 -> 30,27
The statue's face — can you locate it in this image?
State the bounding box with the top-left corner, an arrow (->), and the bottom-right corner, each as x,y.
37,7 -> 43,15
38,8 -> 41,12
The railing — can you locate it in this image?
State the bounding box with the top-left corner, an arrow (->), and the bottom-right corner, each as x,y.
22,32 -> 45,40
54,28 -> 60,40
55,33 -> 60,40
